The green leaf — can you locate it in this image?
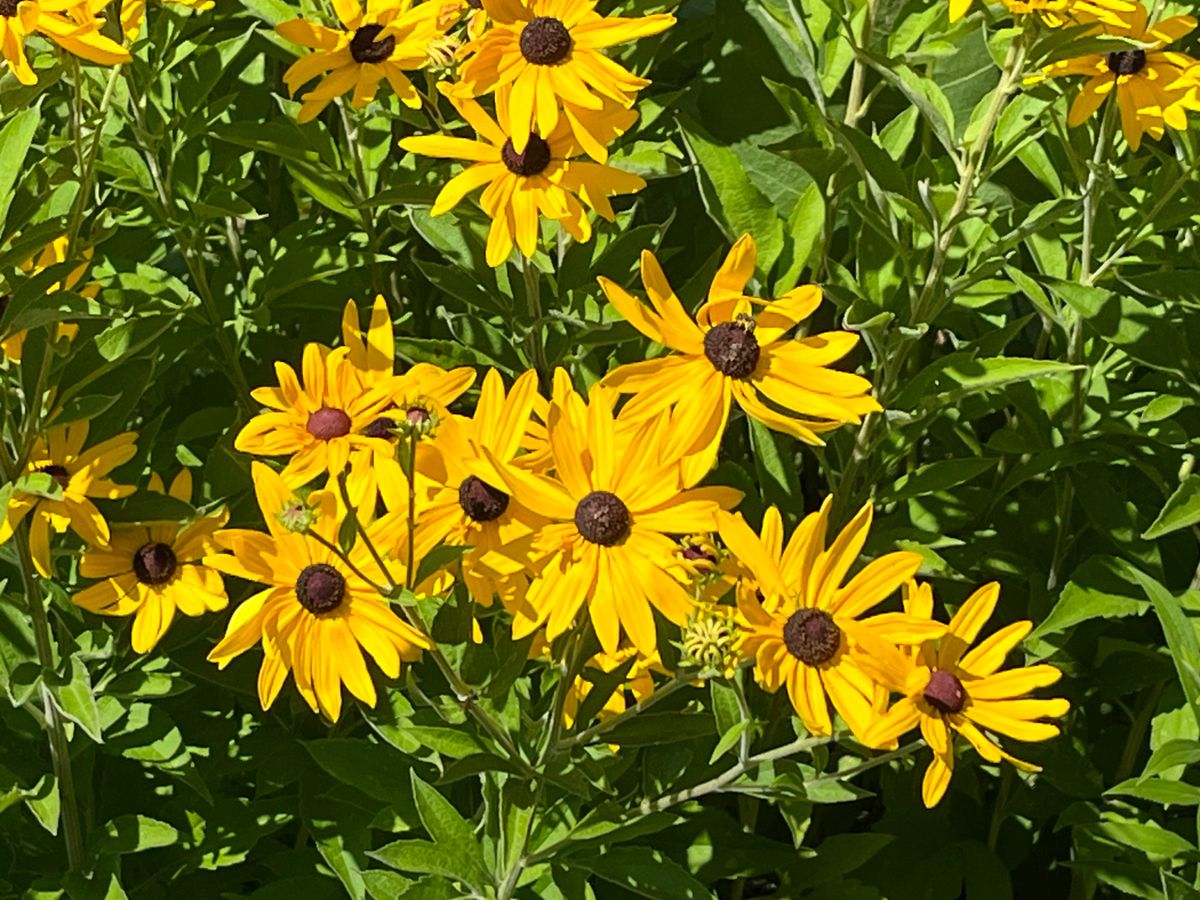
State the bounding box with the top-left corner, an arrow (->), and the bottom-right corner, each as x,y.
48,655 -> 104,743
305,739 -> 417,822
0,104 -> 41,230
1130,567 -> 1200,731
1107,778 -> 1200,807
1136,739 -> 1200,780
567,846 -> 714,899
369,839 -> 469,883
1143,476 -> 1200,540
775,181 -> 825,289
1032,556 -> 1149,638
709,719 -> 753,764
410,772 -> 489,889
92,815 -> 181,856
399,726 -> 487,759
602,713 -> 715,747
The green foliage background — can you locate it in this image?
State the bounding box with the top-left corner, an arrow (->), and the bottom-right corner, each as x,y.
2,0 -> 1200,897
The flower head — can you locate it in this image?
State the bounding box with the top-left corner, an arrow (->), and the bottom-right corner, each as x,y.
1038,3 -> 1200,149
277,0 -> 459,123
206,463 -> 431,721
863,581 -> 1070,808
399,86 -> 645,266
949,0 -> 1135,25
721,500 -> 942,741
1,0 -> 129,85
454,0 -> 674,158
120,0 -> 212,42
1,236 -> 98,362
487,369 -> 741,655
73,470 -> 228,653
601,235 -> 880,476
0,422 -> 137,577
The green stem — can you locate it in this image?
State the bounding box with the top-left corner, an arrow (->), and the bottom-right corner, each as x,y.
554,668 -> 700,752
404,431 -> 418,592
338,103 -> 385,296
15,527 -> 84,871
843,0 -> 878,128
521,259 -> 548,386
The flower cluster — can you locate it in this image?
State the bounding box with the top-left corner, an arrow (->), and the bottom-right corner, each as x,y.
274,0 -> 669,265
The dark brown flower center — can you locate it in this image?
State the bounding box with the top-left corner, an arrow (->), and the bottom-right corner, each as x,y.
1106,49 -> 1146,76
307,406 -> 352,441
682,545 -> 717,563
350,23 -> 396,64
296,563 -> 347,615
458,475 -> 509,522
923,669 -> 967,715
0,0 -> 17,18
132,542 -> 177,585
703,319 -> 760,379
501,135 -> 552,177
782,608 -> 841,666
466,0 -> 481,8
519,16 -> 571,65
405,407 -> 430,426
37,464 -> 71,489
574,490 -> 631,546
362,416 -> 397,439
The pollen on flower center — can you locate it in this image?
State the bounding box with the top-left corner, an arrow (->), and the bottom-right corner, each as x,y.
296,563 -> 347,614
703,319 -> 761,379
1106,49 -> 1146,76
132,542 -> 178,585
349,23 -> 396,64
519,16 -> 572,65
307,407 -> 352,441
501,136 -> 552,177
38,464 -> 71,489
923,669 -> 967,714
782,608 -> 841,666
574,490 -> 631,546
458,475 -> 510,522
0,0 -> 17,18
361,416 -> 397,439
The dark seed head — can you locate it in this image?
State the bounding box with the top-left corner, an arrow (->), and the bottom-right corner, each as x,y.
519,15 -> 571,65
782,608 -> 841,666
574,490 -> 631,546
350,23 -> 396,64
1106,48 -> 1146,76
682,545 -> 717,563
38,464 -> 71,489
703,320 -> 761,379
362,416 -> 398,439
296,563 -> 347,615
307,406 -> 352,441
466,0 -> 481,8
132,542 -> 178,585
458,475 -> 510,522
923,669 -> 967,715
405,407 -> 430,426
501,135 -> 552,177
0,0 -> 17,18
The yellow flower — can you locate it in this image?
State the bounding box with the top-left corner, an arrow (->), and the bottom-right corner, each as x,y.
235,343 -> 397,487
720,500 -> 942,741
563,645 -> 666,732
206,463 -> 431,721
119,0 -> 212,42
0,422 -> 137,577
949,0 -> 1135,25
454,0 -> 674,158
73,470 -> 228,653
0,0 -> 129,84
399,86 -> 645,266
600,235 -> 880,475
863,581 -> 1070,808
1,236 -> 98,363
487,369 -> 742,655
418,369 -> 545,614
277,0 -> 459,124
1039,3 -> 1200,149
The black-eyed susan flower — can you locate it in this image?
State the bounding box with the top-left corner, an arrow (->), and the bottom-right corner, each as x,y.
417,369 -> 545,614
236,343 -> 398,487
719,500 -> 942,742
119,0 -> 212,42
563,645 -> 665,732
1,236 -> 97,363
0,0 -> 129,85
601,235 -> 880,475
949,0 -> 1134,24
0,423 -> 137,578
399,86 -> 645,266
277,0 -> 459,124
863,581 -> 1070,808
206,463 -> 431,721
73,471 -> 228,653
487,370 -> 741,656
454,0 -> 674,156
1039,3 -> 1200,149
